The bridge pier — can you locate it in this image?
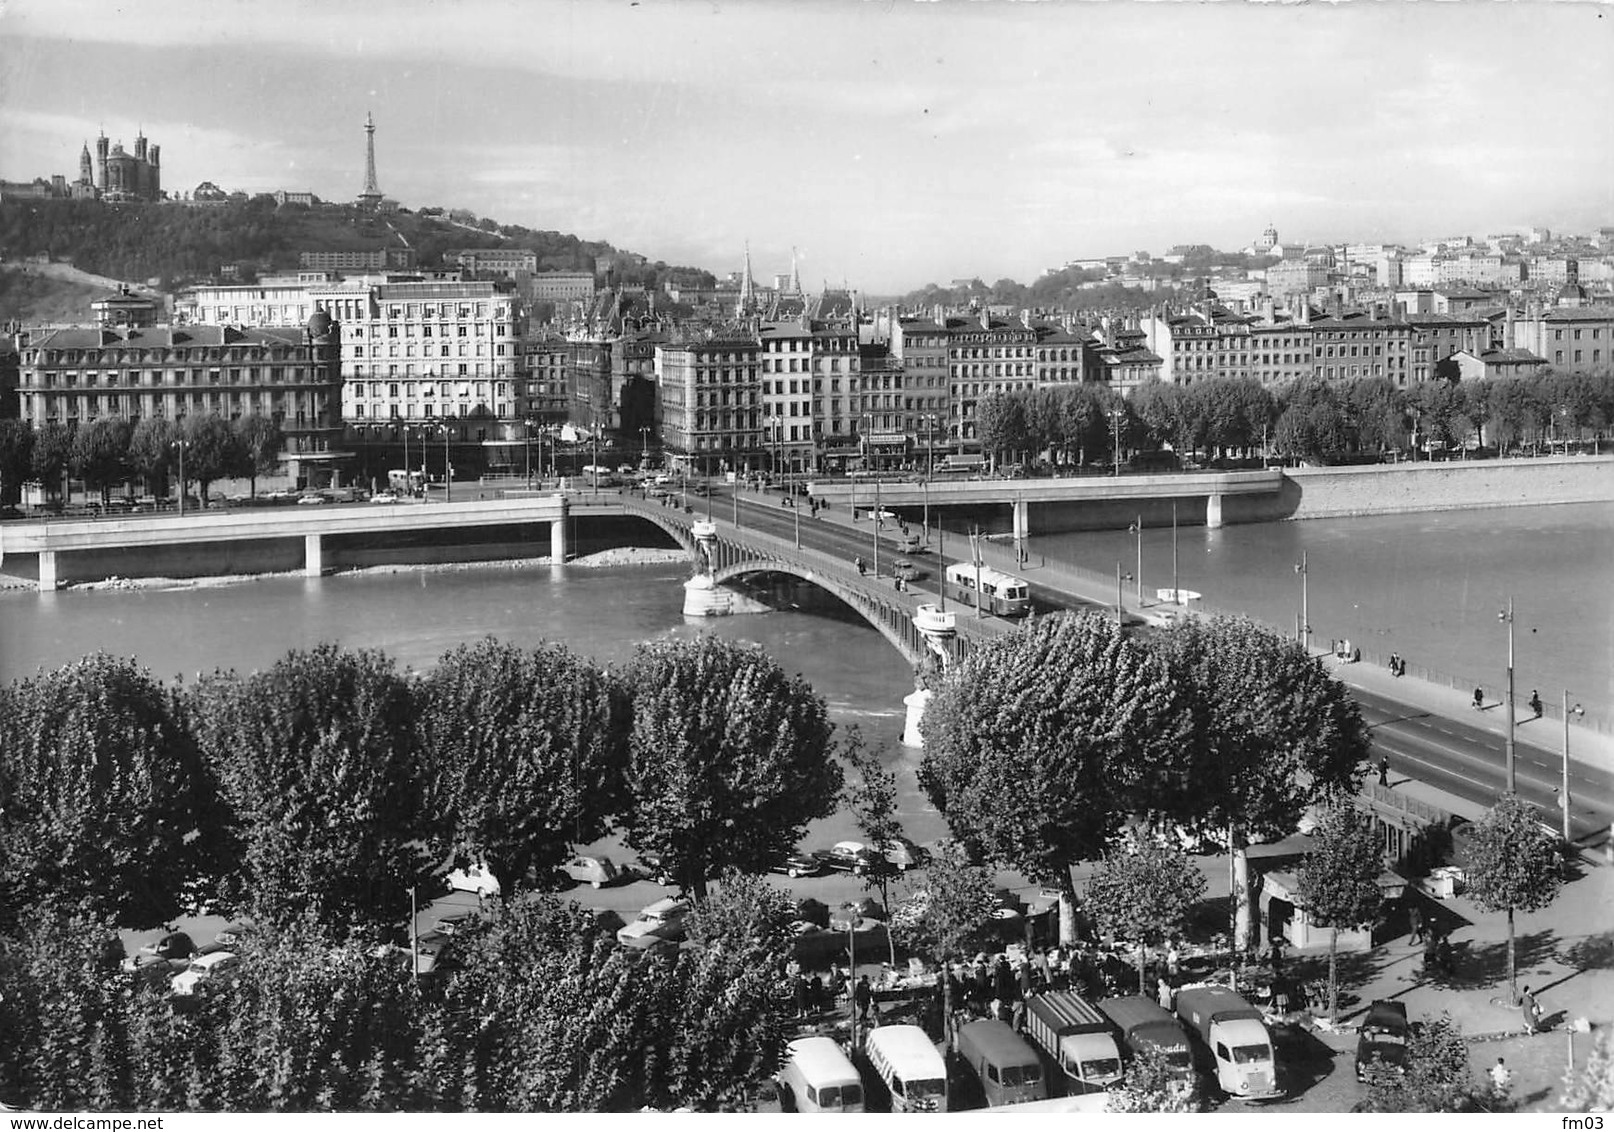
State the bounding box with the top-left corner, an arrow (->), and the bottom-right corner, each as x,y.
37,550 -> 59,592
1012,498 -> 1029,542
551,502 -> 568,562
304,533 -> 325,577
902,688 -> 932,748
1205,493 -> 1225,530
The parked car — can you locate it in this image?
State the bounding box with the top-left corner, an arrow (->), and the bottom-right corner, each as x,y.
877,836 -> 929,872
137,930 -> 196,964
562,854 -> 620,889
171,951 -> 240,996
370,491 -> 399,504
636,851 -> 674,886
991,889 -> 1026,920
814,840 -> 882,876
616,897 -> 690,950
296,493 -> 331,505
446,863 -> 501,898
769,850 -> 824,879
1355,1000 -> 1411,1080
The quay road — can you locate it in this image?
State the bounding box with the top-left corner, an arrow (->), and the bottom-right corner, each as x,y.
688,481 -> 1614,849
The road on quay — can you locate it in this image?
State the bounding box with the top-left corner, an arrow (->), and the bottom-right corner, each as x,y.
704,484 -> 1614,843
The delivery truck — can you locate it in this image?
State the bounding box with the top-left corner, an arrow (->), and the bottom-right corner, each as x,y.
1095,995 -> 1198,1103
1173,984 -> 1281,1100
1022,991 -> 1125,1095
955,1019 -> 1047,1107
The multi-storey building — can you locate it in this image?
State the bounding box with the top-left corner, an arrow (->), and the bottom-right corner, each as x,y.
1247,309 -> 1317,388
759,320 -> 818,473
519,332 -> 571,423
299,247 -> 416,272
856,346 -> 907,471
1088,322 -> 1163,396
1404,313 -> 1490,384
1513,305 -> 1614,374
1142,306 -> 1257,385
655,335 -> 763,476
13,308 -> 344,484
314,280 -> 522,476
1309,310 -> 1410,386
889,316 -> 950,456
1031,319 -> 1090,388
526,272 -> 598,305
450,248 -> 539,277
944,312 -> 1039,448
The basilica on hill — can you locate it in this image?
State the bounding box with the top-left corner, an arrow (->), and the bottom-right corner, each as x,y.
0,127 -> 163,203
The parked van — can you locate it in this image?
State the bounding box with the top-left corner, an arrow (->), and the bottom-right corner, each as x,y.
956,1019 -> 1047,1107
864,1025 -> 948,1112
778,1036 -> 865,1113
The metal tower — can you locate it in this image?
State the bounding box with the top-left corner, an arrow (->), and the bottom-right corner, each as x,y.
357,111 -> 382,208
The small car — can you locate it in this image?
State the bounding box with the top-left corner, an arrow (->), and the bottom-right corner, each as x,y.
137,930 -> 196,964
877,836 -> 929,872
769,850 -> 825,879
891,558 -> 924,583
616,898 -> 690,950
446,863 -> 501,898
171,951 -> 240,996
296,493 -> 331,505
636,851 -> 674,886
562,854 -> 620,889
369,491 -> 399,504
813,840 -> 882,876
1355,1000 -> 1411,1080
990,889 -> 1026,920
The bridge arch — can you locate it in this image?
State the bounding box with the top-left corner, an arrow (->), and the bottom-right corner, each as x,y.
613,500 -> 980,669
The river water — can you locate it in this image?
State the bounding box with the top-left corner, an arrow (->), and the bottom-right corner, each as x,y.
0,504 -> 1608,818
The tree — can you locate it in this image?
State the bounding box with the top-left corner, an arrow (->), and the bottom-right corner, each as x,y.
1358,1014 -> 1492,1113
29,421 -> 73,500
69,416 -> 133,504
231,414 -> 282,496
1106,1044 -> 1195,1113
1558,1026 -> 1614,1112
0,654 -> 217,929
842,728 -> 901,963
1084,842 -> 1207,991
888,838 -> 998,1047
180,414 -> 241,505
1462,793 -> 1564,1002
683,869 -> 797,972
1150,615 -> 1370,952
416,638 -> 632,896
1295,798 -> 1384,1019
618,637 -> 842,899
188,644 -> 431,935
974,392 -> 1030,468
919,612 -> 1193,942
0,419 -> 35,505
127,416 -> 179,496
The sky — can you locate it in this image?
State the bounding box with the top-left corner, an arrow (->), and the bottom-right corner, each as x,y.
2,0 -> 1611,295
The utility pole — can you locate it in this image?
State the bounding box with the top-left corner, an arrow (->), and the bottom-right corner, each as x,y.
1500,598 -> 1516,793
1563,691 -> 1582,842
1295,550 -> 1310,653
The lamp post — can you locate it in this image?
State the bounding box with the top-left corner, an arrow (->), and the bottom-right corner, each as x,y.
402,423 -> 410,494
437,423 -> 452,503
1499,598 -> 1516,793
843,902 -> 860,1053
1109,407 -> 1124,477
1115,563 -> 1132,628
925,413 -> 937,481
640,426 -> 651,466
1294,550 -> 1310,653
170,439 -> 190,515
1128,516 -> 1143,604
1562,692 -> 1583,842
524,418 -> 537,490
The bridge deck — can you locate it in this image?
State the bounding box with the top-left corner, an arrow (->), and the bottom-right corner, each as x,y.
805,469 -> 1282,508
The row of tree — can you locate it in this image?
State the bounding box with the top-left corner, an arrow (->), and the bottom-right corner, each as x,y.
0,636 -> 844,938
972,368 -> 1614,466
0,413 -> 282,506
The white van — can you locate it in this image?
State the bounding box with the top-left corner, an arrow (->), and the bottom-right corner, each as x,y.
778,1036 -> 865,1113
864,1024 -> 948,1113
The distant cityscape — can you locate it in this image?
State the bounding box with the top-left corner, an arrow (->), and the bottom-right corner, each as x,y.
3,111 -> 1611,488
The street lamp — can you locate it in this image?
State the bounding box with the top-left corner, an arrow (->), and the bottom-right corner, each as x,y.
436,423 -> 452,503
1499,598 -> 1516,793
1115,563 -> 1133,628
842,902 -> 861,1052
1295,551 -> 1310,654
524,418 -> 538,490
1562,693 -> 1583,842
640,425 -> 651,466
170,439 -> 190,515
1128,516 -> 1143,604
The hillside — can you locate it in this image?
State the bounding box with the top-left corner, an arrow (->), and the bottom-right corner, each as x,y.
0,264 -> 113,325
0,198 -> 714,299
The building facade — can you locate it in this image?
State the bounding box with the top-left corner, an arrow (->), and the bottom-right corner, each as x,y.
655,336 -> 762,475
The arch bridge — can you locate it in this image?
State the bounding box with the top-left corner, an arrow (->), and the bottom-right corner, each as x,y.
608,497 -> 1014,669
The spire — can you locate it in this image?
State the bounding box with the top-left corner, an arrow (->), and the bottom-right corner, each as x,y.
790,246 -> 801,295
737,240 -> 755,316
357,110 -> 383,208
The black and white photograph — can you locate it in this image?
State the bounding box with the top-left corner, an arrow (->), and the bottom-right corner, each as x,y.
1,0 -> 1611,1117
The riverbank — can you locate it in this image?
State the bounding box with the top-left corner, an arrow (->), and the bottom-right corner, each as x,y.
59,547 -> 690,592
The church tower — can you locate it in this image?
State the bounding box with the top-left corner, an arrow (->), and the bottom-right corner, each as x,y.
737,241 -> 756,317
79,142 -> 93,187
789,246 -> 802,296
357,111 -> 383,209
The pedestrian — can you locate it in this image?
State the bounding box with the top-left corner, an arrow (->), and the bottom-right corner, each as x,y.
855,556 -> 865,576
1408,901 -> 1425,945
1165,940 -> 1181,979
793,973 -> 810,1019
1520,986 -> 1542,1033
809,973 -> 826,1014
1530,689 -> 1543,718
1473,686 -> 1485,710
1378,756 -> 1390,787
1489,1057 -> 1512,1098
1157,976 -> 1173,1011
854,975 -> 874,1022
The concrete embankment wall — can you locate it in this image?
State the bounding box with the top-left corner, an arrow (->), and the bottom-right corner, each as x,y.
1248,454 -> 1614,522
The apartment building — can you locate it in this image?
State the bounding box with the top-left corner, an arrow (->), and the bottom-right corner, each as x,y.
889,315 -> 950,453
758,320 -> 819,473
1513,305 -> 1614,374
945,312 -> 1039,447
1309,311 -> 1410,386
655,335 -> 763,475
